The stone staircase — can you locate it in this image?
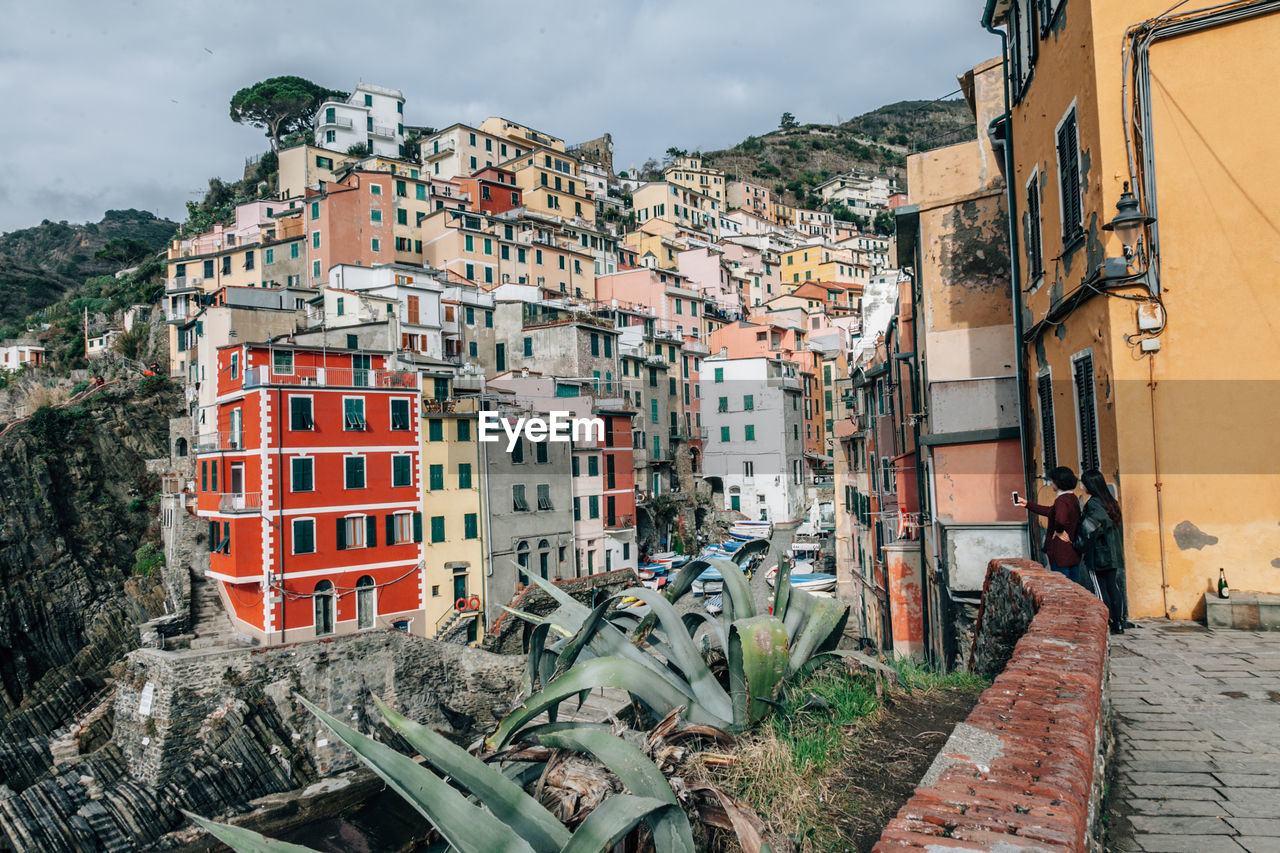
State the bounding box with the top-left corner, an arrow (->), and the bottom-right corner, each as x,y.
189,567 -> 238,650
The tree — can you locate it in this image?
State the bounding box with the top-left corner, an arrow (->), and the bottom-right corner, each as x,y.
229,76 -> 344,152
94,238 -> 152,266
779,111 -> 799,131
874,209 -> 897,236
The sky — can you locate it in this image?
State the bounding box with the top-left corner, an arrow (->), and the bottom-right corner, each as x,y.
0,1 -> 998,235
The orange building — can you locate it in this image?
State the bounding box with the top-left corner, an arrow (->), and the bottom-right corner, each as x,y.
196,343 -> 424,643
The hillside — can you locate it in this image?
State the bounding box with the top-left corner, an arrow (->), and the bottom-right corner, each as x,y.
691,99 -> 975,207
0,209 -> 177,328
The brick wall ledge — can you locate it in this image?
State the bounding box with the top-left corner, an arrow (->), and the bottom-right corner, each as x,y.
874,558 -> 1110,852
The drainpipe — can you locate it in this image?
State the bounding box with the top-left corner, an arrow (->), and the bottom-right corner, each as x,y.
983,6 -> 1036,556
1148,354 -> 1171,618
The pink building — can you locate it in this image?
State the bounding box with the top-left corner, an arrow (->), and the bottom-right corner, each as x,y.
676,247 -> 740,320
595,269 -> 705,343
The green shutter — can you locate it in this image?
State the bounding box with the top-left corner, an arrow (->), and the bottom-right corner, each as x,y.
429,464 -> 444,490
458,463 -> 472,489
413,512 -> 423,543
365,515 -> 376,547
464,513 -> 477,540
429,420 -> 443,441
386,514 -> 395,545
335,518 -> 347,550
431,516 -> 445,543
457,419 -> 470,441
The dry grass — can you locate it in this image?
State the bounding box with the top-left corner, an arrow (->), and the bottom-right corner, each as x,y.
19,383 -> 70,412
689,661 -> 988,853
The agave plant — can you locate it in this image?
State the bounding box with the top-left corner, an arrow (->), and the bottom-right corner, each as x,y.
187,693 -> 696,852
490,540 -> 885,749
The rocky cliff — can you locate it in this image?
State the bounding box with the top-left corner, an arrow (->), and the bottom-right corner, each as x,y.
0,381 -> 181,792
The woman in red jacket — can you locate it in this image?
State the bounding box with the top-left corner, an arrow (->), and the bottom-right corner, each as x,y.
1014,466 -> 1085,586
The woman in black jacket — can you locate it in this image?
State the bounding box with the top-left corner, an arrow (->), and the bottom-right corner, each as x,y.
1079,469 -> 1126,634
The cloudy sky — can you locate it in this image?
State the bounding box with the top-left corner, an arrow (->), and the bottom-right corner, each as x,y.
0,1 -> 997,234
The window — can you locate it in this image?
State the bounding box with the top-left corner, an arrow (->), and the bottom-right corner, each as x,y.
337,515 -> 371,550
744,461 -> 754,478
395,456 -> 414,488
464,513 -> 478,539
431,516 -> 445,543
292,519 -> 315,554
458,463 -> 472,489
264,248 -> 273,265
1056,106 -> 1083,246
714,367 -> 724,383
572,456 -> 581,477
336,297 -> 345,316
745,425 -> 755,441
457,419 -> 471,441
389,512 -> 414,544
537,484 -> 553,511
511,437 -> 524,463
535,441 -> 548,464
428,419 -> 443,441
1038,369 -> 1058,470
587,455 -> 599,477
523,337 -> 532,357
274,350 -> 294,375
1073,352 -> 1100,472
720,426 -> 730,442
370,182 -> 381,195
744,394 -> 754,411
512,484 -> 529,512
1025,170 -> 1044,282
718,396 -> 728,413
485,310 -> 493,328
344,456 -> 366,490
356,576 -> 375,630
590,333 -> 600,356
371,238 -> 380,252
573,497 -> 581,521
371,209 -> 382,224
390,398 -> 410,430
291,457 -> 314,492
588,495 -> 600,519
344,398 -> 366,430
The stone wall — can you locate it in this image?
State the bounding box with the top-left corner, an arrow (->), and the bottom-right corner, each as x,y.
0,629 -> 524,851
483,568 -> 639,655
874,559 -> 1110,852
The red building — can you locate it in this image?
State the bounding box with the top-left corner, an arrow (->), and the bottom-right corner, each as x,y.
457,167 -> 523,216
599,409 -> 638,541
196,342 -> 424,643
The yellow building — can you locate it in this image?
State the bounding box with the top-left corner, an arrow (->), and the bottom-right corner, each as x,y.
504,147 -> 596,224
779,244 -> 868,287
632,181 -> 719,236
421,397 -> 485,642
478,117 -> 566,154
985,0 -> 1280,618
664,156 -> 726,203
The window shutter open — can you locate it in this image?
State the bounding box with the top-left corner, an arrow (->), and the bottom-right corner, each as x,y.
366,515 -> 377,548
336,517 -> 347,550
1038,373 -> 1058,470
386,514 -> 395,545
413,512 -> 423,543
1074,355 -> 1099,471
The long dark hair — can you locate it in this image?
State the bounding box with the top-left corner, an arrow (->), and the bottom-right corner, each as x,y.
1080,469 -> 1121,524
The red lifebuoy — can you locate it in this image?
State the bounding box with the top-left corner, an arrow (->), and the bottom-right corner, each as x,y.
455,598 -> 468,611
467,596 -> 481,612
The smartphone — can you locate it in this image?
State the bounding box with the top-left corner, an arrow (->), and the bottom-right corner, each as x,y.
1011,491 -> 1019,504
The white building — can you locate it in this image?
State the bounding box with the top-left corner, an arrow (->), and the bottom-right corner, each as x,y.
817,172 -> 896,219
313,83 -> 406,159
329,263 -> 446,359
0,340 -> 46,372
700,354 -> 805,523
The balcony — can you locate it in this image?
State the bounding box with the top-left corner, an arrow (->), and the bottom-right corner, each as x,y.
218,492 -> 262,514
424,138 -> 456,159
166,276 -> 202,293
166,309 -> 194,324
319,116 -> 354,130
370,123 -> 397,139
195,431 -> 247,453
605,513 -> 634,531
242,366 -> 419,391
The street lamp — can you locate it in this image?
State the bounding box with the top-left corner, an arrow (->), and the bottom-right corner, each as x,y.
1102,181 -> 1155,262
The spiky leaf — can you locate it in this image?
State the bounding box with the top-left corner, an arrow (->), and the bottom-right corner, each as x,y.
785,593 -> 850,678
528,727 -> 695,852
293,695 -> 534,853
182,811 -> 319,853
371,696 -> 570,851
559,795 -> 689,853
705,557 -> 756,623
727,616 -> 791,727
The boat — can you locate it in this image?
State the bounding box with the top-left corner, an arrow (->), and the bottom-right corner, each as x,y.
690,565 -> 724,597
787,540 -> 823,563
764,563 -> 837,593
728,520 -> 773,541
704,593 -> 723,615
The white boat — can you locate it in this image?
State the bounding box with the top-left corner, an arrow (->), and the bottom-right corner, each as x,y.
728,520 -> 773,540
704,593 -> 723,615
788,540 -> 823,563
690,566 -> 724,597
764,563 -> 837,593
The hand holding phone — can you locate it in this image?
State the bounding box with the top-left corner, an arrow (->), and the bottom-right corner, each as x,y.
1012,491 -> 1024,507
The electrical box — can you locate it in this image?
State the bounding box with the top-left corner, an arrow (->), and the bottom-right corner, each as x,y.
1140,338 -> 1162,353
1137,302 -> 1164,332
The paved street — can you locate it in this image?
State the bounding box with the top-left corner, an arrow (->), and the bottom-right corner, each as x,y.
1107,621 -> 1280,852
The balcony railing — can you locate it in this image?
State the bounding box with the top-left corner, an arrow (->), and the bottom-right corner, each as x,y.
319,116 -> 354,129
242,366 -> 419,390
218,492 -> 262,514
166,309 -> 194,323
166,276 -> 202,292
605,513 -> 635,530
424,139 -> 456,158
370,123 -> 397,139
195,431 -> 247,453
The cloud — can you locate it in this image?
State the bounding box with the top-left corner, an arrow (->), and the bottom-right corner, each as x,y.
0,0 -> 997,233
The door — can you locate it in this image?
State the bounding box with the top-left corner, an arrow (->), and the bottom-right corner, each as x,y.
352,354 -> 372,387
229,463 -> 245,509
453,572 -> 468,604
730,495 -> 741,512
496,342 -> 506,372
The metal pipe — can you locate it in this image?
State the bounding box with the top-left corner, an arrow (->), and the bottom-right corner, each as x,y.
1147,353 -> 1171,618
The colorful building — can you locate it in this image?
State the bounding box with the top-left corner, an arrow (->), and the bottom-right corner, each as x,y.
195,343 -> 424,644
